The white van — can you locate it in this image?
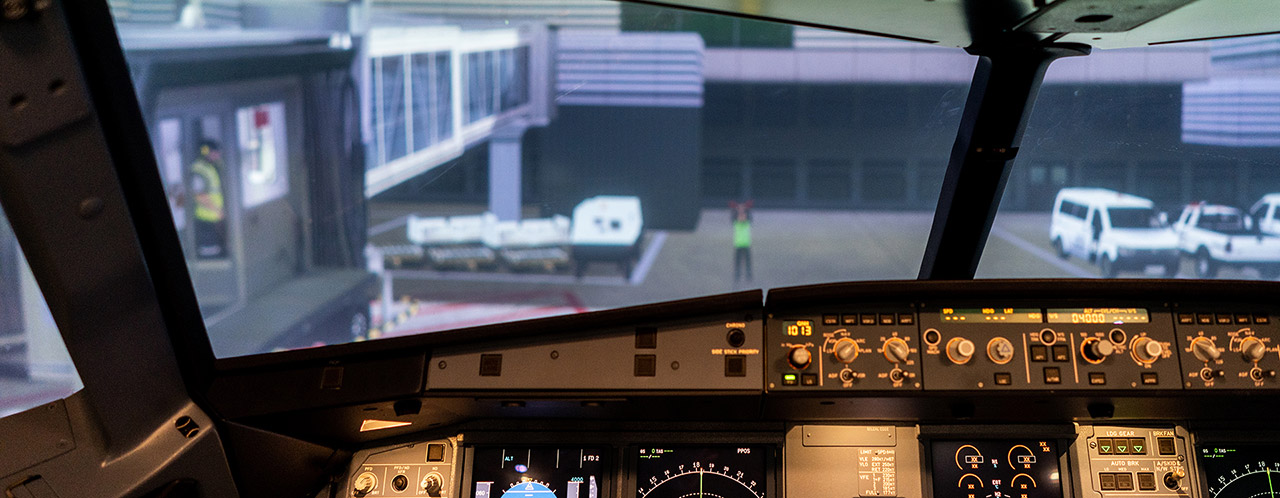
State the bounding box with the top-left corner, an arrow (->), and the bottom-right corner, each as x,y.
1049,188 -> 1179,277
1250,193 -> 1280,237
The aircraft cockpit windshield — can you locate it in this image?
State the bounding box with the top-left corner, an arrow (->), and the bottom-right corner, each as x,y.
0,0 -> 1273,365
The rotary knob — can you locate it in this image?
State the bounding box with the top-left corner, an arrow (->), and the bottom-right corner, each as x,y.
353,472 -> 377,497
422,472 -> 443,495
1190,337 -> 1221,363
883,337 -> 910,364
789,346 -> 812,369
1131,337 -> 1164,364
946,337 -> 975,364
986,337 -> 1014,364
833,338 -> 859,363
1081,337 -> 1114,364
1241,336 -> 1267,363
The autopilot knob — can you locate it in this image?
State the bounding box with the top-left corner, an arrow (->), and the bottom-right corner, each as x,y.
789,346 -> 813,369
987,337 -> 1014,364
833,338 -> 859,363
1131,337 -> 1164,364
883,337 -> 910,364
946,337 -> 975,364
1241,336 -> 1267,363
1191,337 -> 1221,363
1082,337 -> 1114,363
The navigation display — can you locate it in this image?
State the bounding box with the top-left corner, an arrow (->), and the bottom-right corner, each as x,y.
635,446 -> 766,498
930,439 -> 1063,498
939,308 -> 1045,323
1199,444 -> 1280,498
471,447 -> 605,498
1046,308 -> 1149,324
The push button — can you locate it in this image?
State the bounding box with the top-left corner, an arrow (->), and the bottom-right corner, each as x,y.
1237,314 -> 1253,325
782,373 -> 798,386
1257,314 -> 1271,325
1097,438 -> 1113,455
842,314 -> 858,326
898,313 -> 914,325
1178,313 -> 1194,324
994,372 -> 1012,385
1197,314 -> 1213,325
1043,367 -> 1062,384
1137,472 -> 1157,491
1089,372 -> 1106,385
724,355 -> 746,377
1157,437 -> 1176,455
823,314 -> 839,326
634,355 -> 656,377
801,373 -> 818,386
1030,345 -> 1049,362
1114,439 -> 1129,454
1099,473 -> 1116,490
1052,345 -> 1070,362
426,443 -> 446,462
1142,372 -> 1159,385
860,314 -> 877,326
879,314 -> 895,325
1115,473 -> 1134,491
1216,314 -> 1233,325
1130,438 -> 1146,455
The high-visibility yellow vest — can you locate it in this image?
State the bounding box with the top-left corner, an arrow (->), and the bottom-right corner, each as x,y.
192,158 -> 225,223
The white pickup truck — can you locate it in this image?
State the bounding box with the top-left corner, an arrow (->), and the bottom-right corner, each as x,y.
1173,202 -> 1280,278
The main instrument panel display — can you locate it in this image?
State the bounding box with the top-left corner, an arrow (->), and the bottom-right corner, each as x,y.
472,447 -> 605,498
930,440 -> 1063,498
635,446 -> 766,498
1199,444 -> 1280,498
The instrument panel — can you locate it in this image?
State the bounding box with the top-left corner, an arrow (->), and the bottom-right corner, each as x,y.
327,281 -> 1280,498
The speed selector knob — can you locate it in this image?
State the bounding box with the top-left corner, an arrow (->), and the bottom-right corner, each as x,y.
789,346 -> 813,369
1241,337 -> 1267,362
1082,337 -> 1114,363
1191,337 -> 1221,363
1131,337 -> 1164,364
946,337 -> 975,364
987,337 -> 1014,364
883,337 -> 910,364
833,338 -> 859,363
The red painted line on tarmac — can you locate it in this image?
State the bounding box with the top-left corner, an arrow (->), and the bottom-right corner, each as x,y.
561,291 -> 589,313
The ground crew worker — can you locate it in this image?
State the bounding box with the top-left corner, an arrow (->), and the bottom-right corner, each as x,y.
191,140 -> 227,258
731,200 -> 753,283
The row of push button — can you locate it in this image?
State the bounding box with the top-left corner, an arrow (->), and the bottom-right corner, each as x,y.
1030,345 -> 1071,362
822,313 -> 915,326
1098,437 -> 1147,455
781,373 -> 818,386
1179,313 -> 1269,325
1100,472 -> 1156,491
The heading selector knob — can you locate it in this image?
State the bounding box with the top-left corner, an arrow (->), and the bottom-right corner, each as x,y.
1081,337 -> 1114,363
1131,337 -> 1164,364
1191,337 -> 1221,363
883,337 -> 910,364
789,346 -> 812,369
1241,336 -> 1267,363
987,337 -> 1014,364
834,338 -> 859,363
946,337 -> 975,364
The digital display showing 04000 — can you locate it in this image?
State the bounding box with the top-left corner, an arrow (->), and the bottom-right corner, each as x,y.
1045,308 -> 1149,324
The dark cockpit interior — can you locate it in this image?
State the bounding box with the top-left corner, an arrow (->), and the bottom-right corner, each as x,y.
4,1 -> 1280,498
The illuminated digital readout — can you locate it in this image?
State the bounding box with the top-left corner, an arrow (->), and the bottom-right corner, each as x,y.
1045,308 -> 1149,324
783,320 -> 813,337
939,308 -> 1044,323
930,440 -> 1063,498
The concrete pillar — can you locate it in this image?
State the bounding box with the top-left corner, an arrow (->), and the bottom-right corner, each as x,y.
489,120 -> 530,221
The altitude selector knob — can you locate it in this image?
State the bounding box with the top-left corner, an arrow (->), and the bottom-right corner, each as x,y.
1082,338 -> 1114,363
883,337 -> 910,364
1241,337 -> 1267,363
1190,337 -> 1221,363
987,337 -> 1015,364
946,337 -> 976,364
789,346 -> 813,369
834,338 -> 859,363
1131,337 -> 1164,363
